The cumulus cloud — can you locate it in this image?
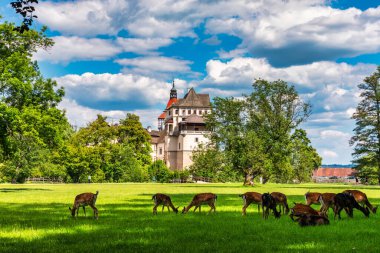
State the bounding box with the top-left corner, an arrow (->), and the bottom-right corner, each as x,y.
34,36 -> 121,63
55,72 -> 174,110
60,98 -> 162,129
115,56 -> 193,77
116,37 -> 173,55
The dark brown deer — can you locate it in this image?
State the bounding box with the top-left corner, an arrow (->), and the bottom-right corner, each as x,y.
319,193 -> 336,214
297,214 -> 330,227
239,192 -> 262,215
271,192 -> 290,214
69,191 -> 99,219
343,190 -> 377,214
262,193 -> 281,219
305,192 -> 321,206
182,193 -> 217,214
290,203 -> 326,221
152,193 -> 179,215
333,192 -> 370,220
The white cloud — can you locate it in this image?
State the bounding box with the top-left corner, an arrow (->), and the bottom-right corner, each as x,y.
60,98 -> 162,129
116,56 -> 193,76
116,37 -> 173,55
322,150 -> 338,159
34,36 -> 121,63
320,130 -> 350,139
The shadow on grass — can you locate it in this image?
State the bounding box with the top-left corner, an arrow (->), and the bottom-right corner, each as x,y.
0,188 -> 52,192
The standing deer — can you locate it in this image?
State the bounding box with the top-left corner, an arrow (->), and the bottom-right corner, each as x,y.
239,192 -> 262,215
69,191 -> 99,219
271,192 -> 290,214
304,191 -> 321,206
182,193 -> 217,214
319,193 -> 336,214
152,193 -> 179,215
262,193 -> 281,219
343,190 -> 378,214
333,192 -> 370,220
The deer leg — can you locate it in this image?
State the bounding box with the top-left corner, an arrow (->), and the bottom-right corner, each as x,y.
242,203 -> 249,216
83,206 -> 86,216
199,205 -> 201,213
89,204 -> 98,219
193,206 -> 198,212
162,205 -> 165,213
153,204 -> 159,215
167,205 -> 170,212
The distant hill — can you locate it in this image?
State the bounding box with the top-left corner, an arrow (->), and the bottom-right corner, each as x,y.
321,164 -> 354,168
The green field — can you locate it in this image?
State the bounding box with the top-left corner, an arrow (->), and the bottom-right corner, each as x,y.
0,183 -> 379,253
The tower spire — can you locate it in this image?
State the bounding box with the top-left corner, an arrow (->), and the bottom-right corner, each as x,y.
170,79 -> 177,99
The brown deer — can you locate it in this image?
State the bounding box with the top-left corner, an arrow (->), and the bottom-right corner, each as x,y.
239,192 -> 262,215
182,193 -> 217,214
69,191 -> 99,219
319,193 -> 336,214
304,191 -> 321,206
343,190 -> 378,214
271,192 -> 290,214
152,193 -> 179,215
262,193 -> 281,219
290,203 -> 326,221
297,214 -> 330,227
333,192 -> 370,220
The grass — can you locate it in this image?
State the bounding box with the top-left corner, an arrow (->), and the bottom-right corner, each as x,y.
0,183 -> 379,253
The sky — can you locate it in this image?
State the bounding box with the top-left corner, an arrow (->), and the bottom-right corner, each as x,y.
1,0 -> 380,165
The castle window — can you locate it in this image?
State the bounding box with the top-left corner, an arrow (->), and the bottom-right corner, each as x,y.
195,128 -> 199,131
159,148 -> 162,155
194,110 -> 197,114
175,109 -> 179,115
195,137 -> 199,142
188,109 -> 191,114
182,110 -> 185,115
168,110 -> 171,116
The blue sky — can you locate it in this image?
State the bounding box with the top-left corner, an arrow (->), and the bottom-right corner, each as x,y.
1,0 -> 380,164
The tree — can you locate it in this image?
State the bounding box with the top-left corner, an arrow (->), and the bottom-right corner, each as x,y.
246,79 -> 311,183
350,66 -> 380,184
290,129 -> 322,182
0,17 -> 70,182
205,79 -> 312,184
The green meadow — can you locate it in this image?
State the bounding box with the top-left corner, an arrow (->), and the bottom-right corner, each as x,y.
0,183 -> 379,253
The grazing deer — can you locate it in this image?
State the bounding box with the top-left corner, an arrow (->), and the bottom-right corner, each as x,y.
271,192 -> 290,214
69,191 -> 99,219
319,193 -> 336,214
239,192 -> 262,215
333,192 -> 370,220
152,193 -> 179,215
290,203 -> 326,221
262,193 -> 281,219
182,193 -> 217,214
304,191 -> 321,206
297,214 -> 330,227
343,190 -> 378,214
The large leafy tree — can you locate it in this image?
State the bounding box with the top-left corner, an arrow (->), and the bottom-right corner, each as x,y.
0,13 -> 70,182
290,129 -> 322,182
350,66 -> 380,184
204,79 -> 312,184
246,79 -> 311,183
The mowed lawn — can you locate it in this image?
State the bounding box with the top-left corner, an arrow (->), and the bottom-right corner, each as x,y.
0,183 -> 379,253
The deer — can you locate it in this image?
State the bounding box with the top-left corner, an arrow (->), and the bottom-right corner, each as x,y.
290,203 -> 327,221
319,193 -> 336,214
152,193 -> 179,215
304,191 -> 321,206
271,192 -> 290,214
333,192 -> 370,220
182,193 -> 217,214
69,191 -> 99,219
262,193 -> 281,219
343,190 -> 378,214
297,214 -> 330,227
239,192 -> 262,215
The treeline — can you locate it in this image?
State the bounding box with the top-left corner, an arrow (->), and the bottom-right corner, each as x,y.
190,80 -> 322,184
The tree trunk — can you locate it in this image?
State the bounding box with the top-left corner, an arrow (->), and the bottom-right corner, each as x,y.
243,173 -> 254,186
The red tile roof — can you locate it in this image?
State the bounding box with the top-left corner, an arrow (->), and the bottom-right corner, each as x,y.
313,168 -> 357,177
158,112 -> 166,119
166,98 -> 178,109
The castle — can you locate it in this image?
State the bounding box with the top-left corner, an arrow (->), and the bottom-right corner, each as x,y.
149,82 -> 211,170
